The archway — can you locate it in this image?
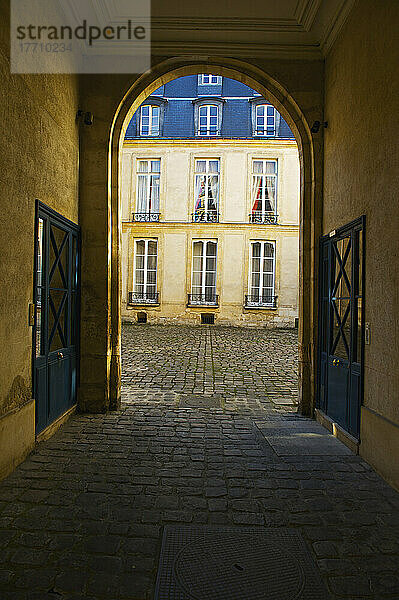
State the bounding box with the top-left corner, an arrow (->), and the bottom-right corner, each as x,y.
107,56 -> 320,416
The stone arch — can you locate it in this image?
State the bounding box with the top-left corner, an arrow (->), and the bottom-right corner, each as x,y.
108,56 -> 320,414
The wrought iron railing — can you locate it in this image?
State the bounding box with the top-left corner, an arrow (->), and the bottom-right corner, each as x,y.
187,293 -> 219,306
245,294 -> 278,308
249,211 -> 278,224
132,213 -> 160,222
128,292 -> 160,305
191,211 -> 219,223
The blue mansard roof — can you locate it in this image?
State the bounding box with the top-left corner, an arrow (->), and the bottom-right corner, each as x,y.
125,75 -> 294,140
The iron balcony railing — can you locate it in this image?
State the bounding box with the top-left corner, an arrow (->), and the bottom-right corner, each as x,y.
249,211 -> 278,225
245,294 -> 278,308
187,293 -> 219,307
132,212 -> 160,222
128,292 -> 160,305
191,211 -> 219,223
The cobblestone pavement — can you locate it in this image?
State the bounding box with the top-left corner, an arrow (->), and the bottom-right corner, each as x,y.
122,324 -> 299,410
0,324 -> 398,600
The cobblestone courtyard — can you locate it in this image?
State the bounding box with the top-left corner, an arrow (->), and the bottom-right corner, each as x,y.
0,325 -> 399,599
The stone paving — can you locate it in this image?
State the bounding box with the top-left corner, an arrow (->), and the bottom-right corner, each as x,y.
0,324 -> 398,600
122,324 -> 299,410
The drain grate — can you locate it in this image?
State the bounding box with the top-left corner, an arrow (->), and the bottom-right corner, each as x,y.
155,526 -> 330,600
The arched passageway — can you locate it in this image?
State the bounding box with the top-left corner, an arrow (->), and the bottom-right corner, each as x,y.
107,57 -> 320,415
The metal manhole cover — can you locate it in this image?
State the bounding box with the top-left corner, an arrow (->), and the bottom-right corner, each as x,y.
155,526 -> 330,600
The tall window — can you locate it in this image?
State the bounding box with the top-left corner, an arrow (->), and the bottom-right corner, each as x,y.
140,105 -> 160,136
251,160 -> 278,224
135,159 -> 160,221
132,239 -> 158,302
193,159 -> 219,222
200,74 -> 221,85
198,104 -> 219,136
247,241 -> 276,306
255,104 -> 276,136
190,240 -> 218,305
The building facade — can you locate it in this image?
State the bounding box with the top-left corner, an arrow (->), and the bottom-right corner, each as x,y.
121,76 -> 299,326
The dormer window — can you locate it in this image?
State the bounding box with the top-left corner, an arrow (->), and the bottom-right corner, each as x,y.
140,105 -> 160,136
198,104 -> 219,136
199,74 -> 221,85
254,104 -> 276,136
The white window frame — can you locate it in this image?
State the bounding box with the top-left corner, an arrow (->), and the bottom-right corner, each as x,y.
197,104 -> 219,136
132,238 -> 158,302
135,159 -> 161,218
251,159 -> 278,222
193,159 -> 220,221
254,104 -> 276,137
199,74 -> 221,85
190,240 -> 218,304
140,105 -> 160,136
247,241 -> 276,307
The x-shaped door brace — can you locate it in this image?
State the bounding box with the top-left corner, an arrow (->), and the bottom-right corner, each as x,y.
331,237 -> 352,358
49,228 -> 68,288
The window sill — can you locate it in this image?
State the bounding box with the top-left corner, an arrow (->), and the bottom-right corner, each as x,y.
127,302 -> 160,308
244,305 -> 277,310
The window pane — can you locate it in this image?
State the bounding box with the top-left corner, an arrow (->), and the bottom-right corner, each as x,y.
206,257 -> 216,271
263,273 -> 274,288
193,241 -> 203,256
264,258 -> 274,273
257,105 -> 265,116
252,242 -> 261,258
210,106 -> 217,116
253,161 -> 263,174
192,256 -> 203,271
264,243 -> 274,258
136,240 -> 145,254
36,218 -> 44,287
195,161 -> 206,173
138,161 -> 148,173
36,301 -> 42,357
135,256 -> 145,270
205,271 -> 216,287
207,242 -> 217,256
147,271 -> 156,285
265,161 -> 276,174
267,106 -> 275,116
141,106 -> 149,116
49,225 -> 68,290
199,106 -> 207,116
252,258 -> 261,273
147,255 -> 157,270
151,160 -> 160,173
148,241 -> 157,255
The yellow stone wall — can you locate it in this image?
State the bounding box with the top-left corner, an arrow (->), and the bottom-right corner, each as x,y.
121,139 -> 299,326
0,1 -> 79,477
323,0 -> 399,489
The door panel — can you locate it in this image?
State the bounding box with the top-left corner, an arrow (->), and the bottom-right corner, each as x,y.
317,217 -> 365,439
33,202 -> 80,434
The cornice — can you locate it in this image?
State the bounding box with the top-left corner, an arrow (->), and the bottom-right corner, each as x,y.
150,41 -> 322,60
320,0 -> 356,56
294,0 -> 322,31
150,17 -> 305,34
